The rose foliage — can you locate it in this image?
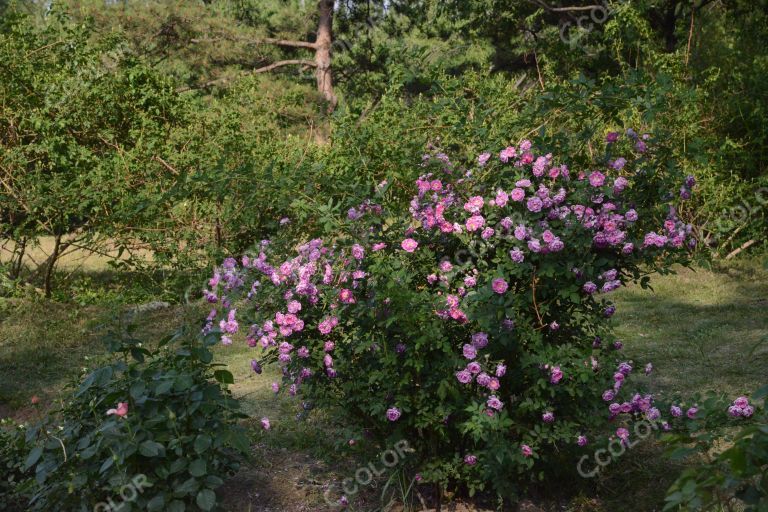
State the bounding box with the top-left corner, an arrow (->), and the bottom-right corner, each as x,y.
205,132 -> 697,500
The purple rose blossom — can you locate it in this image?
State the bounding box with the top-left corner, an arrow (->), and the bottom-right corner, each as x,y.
478,152 -> 491,166
602,390 -> 615,402
496,363 -> 507,377
583,282 -> 598,294
386,407 -> 402,421
495,190 -> 509,207
577,435 -> 588,447
467,362 -> 482,374
464,196 -> 485,213
492,278 -> 508,294
462,344 -> 477,360
521,444 -> 533,457
509,248 -> 525,263
466,215 -> 486,232
464,454 -> 478,465
499,146 -> 516,162
514,224 -> 527,240
603,305 -> 616,317
250,360 -> 262,374
606,132 -> 620,143
510,188 -> 525,202
686,406 -> 698,419
550,366 -> 563,384
401,238 -> 419,252
616,427 -> 630,442
670,405 -> 683,418
261,417 -> 271,430
351,244 -> 365,260
372,242 -> 387,251
471,332 -> 489,348
542,411 -> 555,423
455,370 -> 473,384
526,196 -> 543,212
611,158 -> 627,170
589,171 -> 606,187
481,227 -> 495,239
734,396 -> 750,409
476,372 -> 491,387
487,395 -> 504,410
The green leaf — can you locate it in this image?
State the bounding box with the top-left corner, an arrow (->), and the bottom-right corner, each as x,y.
167,500 -> 186,512
196,489 -> 216,511
213,369 -> 234,385
24,446 -> 43,470
139,440 -> 164,457
194,435 -> 212,454
176,477 -> 199,495
189,458 -> 207,477
147,494 -> 165,511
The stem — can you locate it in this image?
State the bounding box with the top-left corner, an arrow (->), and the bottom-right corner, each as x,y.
44,234 -> 62,298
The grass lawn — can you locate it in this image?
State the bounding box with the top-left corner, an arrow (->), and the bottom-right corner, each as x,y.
1,260 -> 766,510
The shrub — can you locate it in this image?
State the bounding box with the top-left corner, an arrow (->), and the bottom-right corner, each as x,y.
662,386 -> 768,511
0,420 -> 31,512
20,328 -> 249,511
204,131 -> 693,503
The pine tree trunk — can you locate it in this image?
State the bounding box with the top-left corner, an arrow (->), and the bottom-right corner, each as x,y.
315,0 -> 337,112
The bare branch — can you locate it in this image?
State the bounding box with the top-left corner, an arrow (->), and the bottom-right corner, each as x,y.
190,36 -> 317,50
177,60 -> 317,92
530,0 -> 606,13
252,59 -> 317,74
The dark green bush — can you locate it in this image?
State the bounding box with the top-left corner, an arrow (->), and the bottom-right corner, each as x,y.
20,328 -> 249,511
0,420 -> 31,512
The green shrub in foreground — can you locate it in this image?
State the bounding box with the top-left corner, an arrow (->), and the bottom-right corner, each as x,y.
19,330 -> 249,511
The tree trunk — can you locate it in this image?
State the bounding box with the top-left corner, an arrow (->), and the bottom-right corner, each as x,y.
663,0 -> 678,52
315,0 -> 337,112
10,237 -> 26,280
44,234 -> 62,298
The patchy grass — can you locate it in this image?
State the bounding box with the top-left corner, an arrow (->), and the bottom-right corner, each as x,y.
1,260 -> 766,511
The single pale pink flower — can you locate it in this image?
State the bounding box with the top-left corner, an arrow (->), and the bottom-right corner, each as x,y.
106,402 -> 129,418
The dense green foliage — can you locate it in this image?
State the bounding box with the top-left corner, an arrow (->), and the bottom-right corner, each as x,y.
14,327 -> 248,511
1,0 -> 766,299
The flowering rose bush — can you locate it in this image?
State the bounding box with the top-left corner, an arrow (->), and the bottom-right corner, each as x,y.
205,132 -> 695,501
